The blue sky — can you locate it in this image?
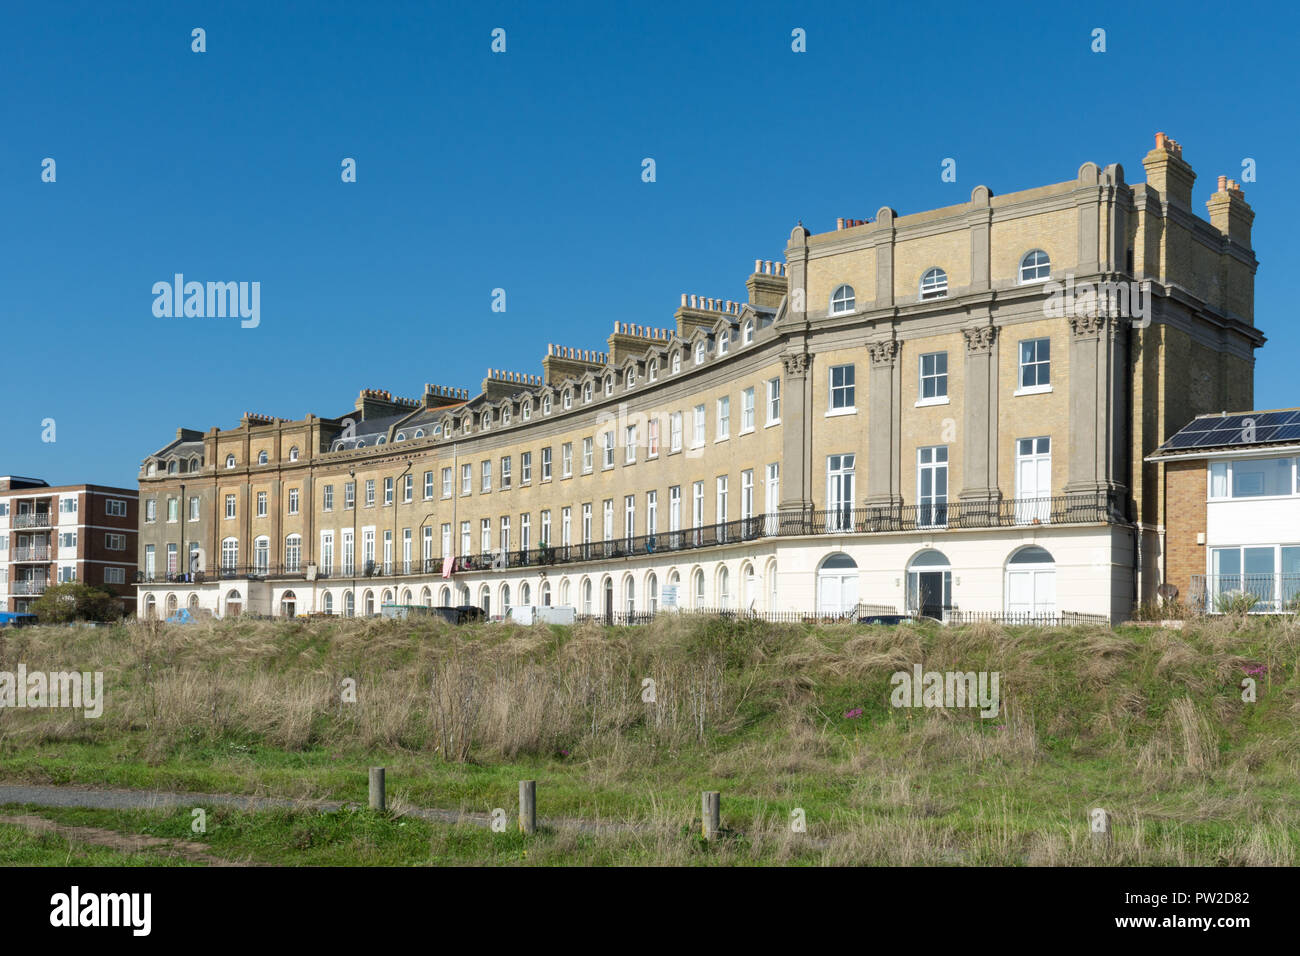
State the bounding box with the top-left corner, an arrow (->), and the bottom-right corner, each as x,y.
5,0 -> 1298,487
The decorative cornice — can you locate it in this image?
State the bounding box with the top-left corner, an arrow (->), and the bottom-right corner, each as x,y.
962,324 -> 998,353
867,338 -> 900,367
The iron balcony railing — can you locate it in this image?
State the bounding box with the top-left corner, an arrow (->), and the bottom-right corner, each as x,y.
1189,573 -> 1300,614
13,514 -> 52,529
131,491 -> 1126,586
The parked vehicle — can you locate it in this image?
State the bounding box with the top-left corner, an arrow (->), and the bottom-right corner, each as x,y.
857,614 -> 912,626
0,612 -> 39,628
506,605 -> 577,626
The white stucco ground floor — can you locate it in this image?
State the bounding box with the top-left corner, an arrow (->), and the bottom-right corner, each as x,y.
137,523 -> 1135,623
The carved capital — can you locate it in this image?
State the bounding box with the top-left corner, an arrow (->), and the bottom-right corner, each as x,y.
962,324 -> 998,353
867,338 -> 899,367
1068,314 -> 1111,337
782,352 -> 811,378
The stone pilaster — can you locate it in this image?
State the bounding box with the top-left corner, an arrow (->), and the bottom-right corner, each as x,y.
1065,311 -> 1129,497
864,337 -> 902,507
958,322 -> 1000,504
779,350 -> 813,516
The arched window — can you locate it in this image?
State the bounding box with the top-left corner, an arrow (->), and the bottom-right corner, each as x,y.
420,586 -> 431,606
818,552 -> 859,616
694,341 -> 706,365
482,411 -> 491,430
480,585 -> 491,615
624,575 -> 635,613
648,359 -> 658,382
502,408 -> 510,425
563,389 -> 573,409
289,446 -> 299,461
224,589 -> 242,617
743,319 -> 754,344
1019,249 -> 1050,283
165,593 -> 178,616
168,460 -> 178,475
830,284 -> 855,315
396,431 -> 406,442
382,589 -> 393,605
718,331 -> 729,355
253,536 -> 270,574
906,550 -> 952,620
401,588 -> 412,604
414,429 -> 424,439
501,583 -> 512,610
364,590 -> 375,615
190,457 -> 200,472
147,462 -> 157,477
603,577 -> 613,616
558,578 -> 570,606
693,568 -> 706,608
582,578 -> 592,615
583,382 -> 593,403
521,403 -> 531,421
440,586 -> 451,606
257,450 -> 268,465
542,395 -> 552,415
765,559 -> 778,611
717,566 -> 730,608
1005,546 -> 1056,618
145,593 -> 157,619
221,537 -> 239,570
322,591 -> 334,615
344,590 -> 355,617
520,582 -> 531,606
741,562 -> 756,610
540,582 -> 551,606
919,267 -> 948,300
187,593 -> 199,613
284,534 -> 301,573
625,367 -> 636,388
672,352 -> 681,374
646,572 -> 658,614
604,376 -> 614,397
280,590 -> 297,617
225,454 -> 236,469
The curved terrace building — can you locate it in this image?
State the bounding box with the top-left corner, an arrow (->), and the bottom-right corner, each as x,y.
135,133 -> 1261,623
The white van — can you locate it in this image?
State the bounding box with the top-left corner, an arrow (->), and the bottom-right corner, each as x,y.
506,605 -> 577,625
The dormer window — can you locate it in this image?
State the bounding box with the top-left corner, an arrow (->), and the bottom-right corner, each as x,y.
522,402 -> 531,421
604,376 -> 613,397
376,436 -> 385,445
648,359 -> 658,382
190,458 -> 200,471
289,446 -> 299,461
718,333 -> 729,355
414,429 -> 424,438
583,382 -> 592,403
543,395 -> 552,415
695,341 -> 706,365
830,284 -> 855,315
168,460 -> 178,474
147,462 -> 157,476
625,368 -> 636,388
563,389 -> 573,409
482,411 -> 491,431
257,450 -> 268,465
502,407 -> 511,425
672,352 -> 681,374
395,432 -> 406,442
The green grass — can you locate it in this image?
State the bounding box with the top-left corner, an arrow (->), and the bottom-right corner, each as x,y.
1,614 -> 1298,864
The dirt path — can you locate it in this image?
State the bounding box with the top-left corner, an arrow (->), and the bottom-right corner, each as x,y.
0,812 -> 251,866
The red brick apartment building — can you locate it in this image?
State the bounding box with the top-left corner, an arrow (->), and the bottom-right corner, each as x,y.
0,476 -> 139,615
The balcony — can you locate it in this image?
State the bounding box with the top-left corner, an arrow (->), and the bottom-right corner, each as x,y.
130,492 -> 1125,587
1189,574 -> 1300,614
13,514 -> 52,530
11,547 -> 51,562
13,580 -> 48,595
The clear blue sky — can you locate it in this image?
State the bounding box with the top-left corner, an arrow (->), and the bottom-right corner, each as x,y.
5,0 -> 1298,487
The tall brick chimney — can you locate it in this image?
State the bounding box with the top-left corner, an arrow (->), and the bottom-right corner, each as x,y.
1206,175 -> 1254,245
1141,132 -> 1196,208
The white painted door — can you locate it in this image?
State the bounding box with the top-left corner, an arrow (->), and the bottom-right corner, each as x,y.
1006,568 -> 1056,616
817,572 -> 859,616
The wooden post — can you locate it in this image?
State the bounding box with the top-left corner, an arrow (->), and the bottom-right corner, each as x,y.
702,791 -> 720,841
1089,807 -> 1111,849
519,780 -> 536,834
369,767 -> 385,811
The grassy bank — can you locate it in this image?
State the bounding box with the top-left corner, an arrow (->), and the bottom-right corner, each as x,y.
1,614 -> 1297,865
